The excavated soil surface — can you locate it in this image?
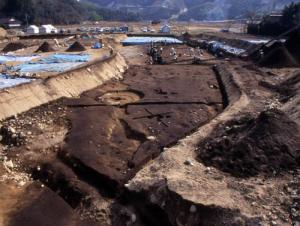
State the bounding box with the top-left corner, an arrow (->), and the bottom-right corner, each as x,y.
198,109 -> 300,177
63,65 -> 223,187
7,182 -> 98,226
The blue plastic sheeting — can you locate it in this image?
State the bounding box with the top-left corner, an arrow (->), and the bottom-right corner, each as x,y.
92,42 -> 102,49
0,55 -> 40,63
243,39 -> 269,44
40,53 -> 90,63
14,62 -> 83,73
122,37 -> 183,45
208,41 -> 245,56
13,53 -> 90,73
0,74 -> 33,89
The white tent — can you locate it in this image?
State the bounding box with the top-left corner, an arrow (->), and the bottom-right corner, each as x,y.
39,24 -> 58,34
160,24 -> 171,34
27,25 -> 39,34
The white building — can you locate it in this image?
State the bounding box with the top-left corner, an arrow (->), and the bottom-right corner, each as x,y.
39,24 -> 58,34
26,25 -> 39,34
160,24 -> 171,34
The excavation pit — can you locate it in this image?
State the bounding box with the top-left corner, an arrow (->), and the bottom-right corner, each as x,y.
63,64 -> 223,188
97,90 -> 143,106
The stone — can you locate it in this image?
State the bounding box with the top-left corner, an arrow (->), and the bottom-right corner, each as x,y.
189,205 -> 197,213
184,159 -> 194,166
233,217 -> 245,226
131,213 -> 137,223
147,136 -> 156,141
204,167 -> 212,173
271,221 -> 277,226
8,126 -> 16,134
4,160 -> 14,169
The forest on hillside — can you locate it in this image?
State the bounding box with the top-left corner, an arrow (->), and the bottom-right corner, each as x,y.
0,0 -> 138,25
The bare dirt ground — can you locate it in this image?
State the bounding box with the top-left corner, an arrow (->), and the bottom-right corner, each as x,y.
0,28 -> 299,226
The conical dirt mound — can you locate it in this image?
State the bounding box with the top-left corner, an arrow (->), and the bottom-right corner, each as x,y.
258,46 -> 299,68
182,32 -> 192,41
35,42 -> 55,53
198,109 -> 300,177
67,41 -> 86,52
285,30 -> 300,62
2,42 -> 26,53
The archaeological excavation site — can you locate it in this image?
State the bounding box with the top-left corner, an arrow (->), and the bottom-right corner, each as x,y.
0,18 -> 299,226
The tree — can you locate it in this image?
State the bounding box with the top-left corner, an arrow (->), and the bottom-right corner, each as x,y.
281,2 -> 300,29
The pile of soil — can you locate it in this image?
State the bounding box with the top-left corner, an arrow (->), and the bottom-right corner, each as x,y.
2,42 -> 26,53
182,32 -> 192,41
67,41 -> 86,52
35,42 -> 54,53
285,30 -> 300,62
198,109 -> 300,177
258,45 -> 299,68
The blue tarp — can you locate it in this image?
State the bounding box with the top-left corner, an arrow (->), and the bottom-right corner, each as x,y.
122,37 -> 183,45
14,62 -> 83,73
40,53 -> 90,63
208,41 -> 246,56
13,53 -> 90,73
0,55 -> 40,63
0,74 -> 33,89
92,42 -> 102,49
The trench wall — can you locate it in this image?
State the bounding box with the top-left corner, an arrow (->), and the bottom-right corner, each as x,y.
213,64 -> 242,108
0,53 -> 128,121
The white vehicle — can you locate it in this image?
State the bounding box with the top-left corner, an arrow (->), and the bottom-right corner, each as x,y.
141,27 -> 148,33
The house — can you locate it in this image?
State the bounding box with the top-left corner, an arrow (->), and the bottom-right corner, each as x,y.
27,25 -> 39,34
119,25 -> 129,33
0,18 -> 22,29
265,12 -> 283,23
160,24 -> 171,34
39,25 -> 58,34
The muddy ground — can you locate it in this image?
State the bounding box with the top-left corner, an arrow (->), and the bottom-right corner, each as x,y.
0,40 -> 300,226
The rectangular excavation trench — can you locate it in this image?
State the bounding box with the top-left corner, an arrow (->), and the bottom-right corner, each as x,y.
29,63 -> 225,225
59,64 -> 223,190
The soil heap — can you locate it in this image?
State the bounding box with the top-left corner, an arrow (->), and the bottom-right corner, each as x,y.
258,42 -> 299,68
285,30 -> 300,62
198,109 -> 300,177
35,42 -> 54,53
67,41 -> 86,52
182,32 -> 192,41
2,42 -> 26,53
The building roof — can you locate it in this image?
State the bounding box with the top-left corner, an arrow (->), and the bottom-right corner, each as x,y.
0,18 -> 22,26
41,24 -> 54,28
28,25 -> 39,29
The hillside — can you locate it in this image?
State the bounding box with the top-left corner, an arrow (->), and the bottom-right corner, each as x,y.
0,0 -> 138,25
85,0 -> 300,20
